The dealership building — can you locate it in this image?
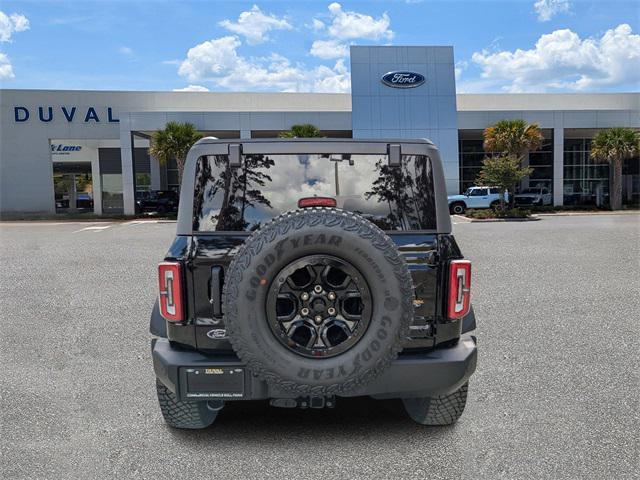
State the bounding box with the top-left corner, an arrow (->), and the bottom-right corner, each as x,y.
1,45 -> 638,216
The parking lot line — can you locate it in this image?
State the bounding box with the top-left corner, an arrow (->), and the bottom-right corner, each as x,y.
72,225 -> 113,233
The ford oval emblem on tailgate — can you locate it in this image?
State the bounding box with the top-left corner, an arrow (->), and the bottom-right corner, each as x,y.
381,71 -> 426,88
206,329 -> 227,340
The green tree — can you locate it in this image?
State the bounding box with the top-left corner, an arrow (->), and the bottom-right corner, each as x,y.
483,119 -> 544,208
148,122 -> 202,186
365,157 -> 418,230
483,119 -> 544,159
476,156 -> 533,211
279,124 -> 323,138
212,154 -> 275,231
590,127 -> 640,210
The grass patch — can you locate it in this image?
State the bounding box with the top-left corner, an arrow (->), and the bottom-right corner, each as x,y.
465,208 -> 532,219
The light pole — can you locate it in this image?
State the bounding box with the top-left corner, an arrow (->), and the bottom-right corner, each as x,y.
329,155 -> 354,197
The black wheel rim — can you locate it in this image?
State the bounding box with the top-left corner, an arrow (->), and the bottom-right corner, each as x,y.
266,255 -> 372,358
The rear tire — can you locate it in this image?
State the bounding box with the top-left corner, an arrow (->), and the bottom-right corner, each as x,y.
402,382 -> 468,426
449,202 -> 466,215
490,201 -> 503,212
156,380 -> 219,429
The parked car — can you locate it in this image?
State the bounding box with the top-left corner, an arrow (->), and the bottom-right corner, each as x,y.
515,187 -> 552,206
54,192 -> 93,210
136,190 -> 179,214
76,192 -> 94,210
447,186 -> 507,214
150,138 -> 477,429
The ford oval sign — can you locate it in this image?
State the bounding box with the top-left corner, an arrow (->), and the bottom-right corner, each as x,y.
381,71 -> 425,89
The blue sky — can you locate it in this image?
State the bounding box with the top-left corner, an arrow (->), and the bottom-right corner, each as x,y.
0,0 -> 638,93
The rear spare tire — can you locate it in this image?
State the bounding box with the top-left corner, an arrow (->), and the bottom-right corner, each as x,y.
223,207 -> 414,396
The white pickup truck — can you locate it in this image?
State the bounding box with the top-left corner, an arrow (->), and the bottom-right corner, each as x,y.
514,187 -> 552,206
447,186 -> 507,214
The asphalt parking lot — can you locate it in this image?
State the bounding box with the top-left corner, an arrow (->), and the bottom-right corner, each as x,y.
1,214 -> 638,479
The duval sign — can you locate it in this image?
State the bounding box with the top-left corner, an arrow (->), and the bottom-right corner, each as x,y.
381,71 -> 426,88
13,106 -> 119,123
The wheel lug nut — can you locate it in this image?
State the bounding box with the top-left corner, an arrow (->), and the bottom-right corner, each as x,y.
301,307 -> 309,316
328,307 -> 336,316
327,292 -> 336,301
301,292 -> 309,301
314,315 -> 323,324
313,285 -> 323,294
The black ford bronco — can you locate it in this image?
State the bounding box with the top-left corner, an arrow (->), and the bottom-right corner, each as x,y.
151,138 -> 477,429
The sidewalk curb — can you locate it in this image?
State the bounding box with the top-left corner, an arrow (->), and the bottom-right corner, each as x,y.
535,211 -> 639,217
463,217 -> 540,223
452,214 -> 540,223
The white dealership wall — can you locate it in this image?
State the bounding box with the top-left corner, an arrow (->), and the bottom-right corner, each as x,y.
0,45 -> 638,215
0,91 -> 351,214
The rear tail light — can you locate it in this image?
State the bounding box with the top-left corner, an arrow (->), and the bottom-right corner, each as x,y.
447,260 -> 471,319
158,261 -> 184,322
298,197 -> 337,208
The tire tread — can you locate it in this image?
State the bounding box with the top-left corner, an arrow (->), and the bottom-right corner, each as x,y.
403,383 -> 468,426
223,207 -> 414,396
155,380 -> 217,429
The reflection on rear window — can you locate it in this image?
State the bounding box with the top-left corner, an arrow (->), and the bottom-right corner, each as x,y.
193,153 -> 436,232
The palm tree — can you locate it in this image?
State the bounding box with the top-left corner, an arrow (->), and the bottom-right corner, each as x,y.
483,119 -> 544,159
149,122 -> 202,186
590,127 -> 640,210
483,119 -> 544,207
279,124 -> 323,138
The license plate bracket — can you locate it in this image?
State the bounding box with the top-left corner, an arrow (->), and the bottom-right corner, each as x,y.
183,367 -> 245,399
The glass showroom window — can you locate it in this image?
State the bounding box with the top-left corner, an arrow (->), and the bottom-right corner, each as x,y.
563,138 -> 610,206
527,133 -> 554,196
624,155 -> 640,206
459,132 -> 553,195
165,157 -> 180,191
458,138 -> 487,193
134,148 -> 151,192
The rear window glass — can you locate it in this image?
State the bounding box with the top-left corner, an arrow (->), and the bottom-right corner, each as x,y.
193,153 -> 436,232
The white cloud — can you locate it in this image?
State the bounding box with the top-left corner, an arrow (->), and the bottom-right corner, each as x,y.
0,11 -> 29,42
177,35 -> 350,93
0,11 -> 28,79
308,4 -> 393,59
454,60 -> 468,81
323,3 -> 393,41
533,0 -> 570,22
310,59 -> 351,93
178,36 -> 243,82
173,85 -> 210,92
118,46 -> 133,56
219,5 -> 291,45
310,39 -> 349,59
471,24 -> 640,92
0,52 -> 14,79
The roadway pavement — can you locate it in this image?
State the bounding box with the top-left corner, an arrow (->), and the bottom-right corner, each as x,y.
1,215 -> 638,479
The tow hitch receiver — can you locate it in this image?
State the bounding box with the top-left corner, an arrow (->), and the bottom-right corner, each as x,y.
270,396 -> 336,409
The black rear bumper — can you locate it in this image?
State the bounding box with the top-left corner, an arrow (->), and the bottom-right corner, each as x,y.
152,336 -> 477,401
